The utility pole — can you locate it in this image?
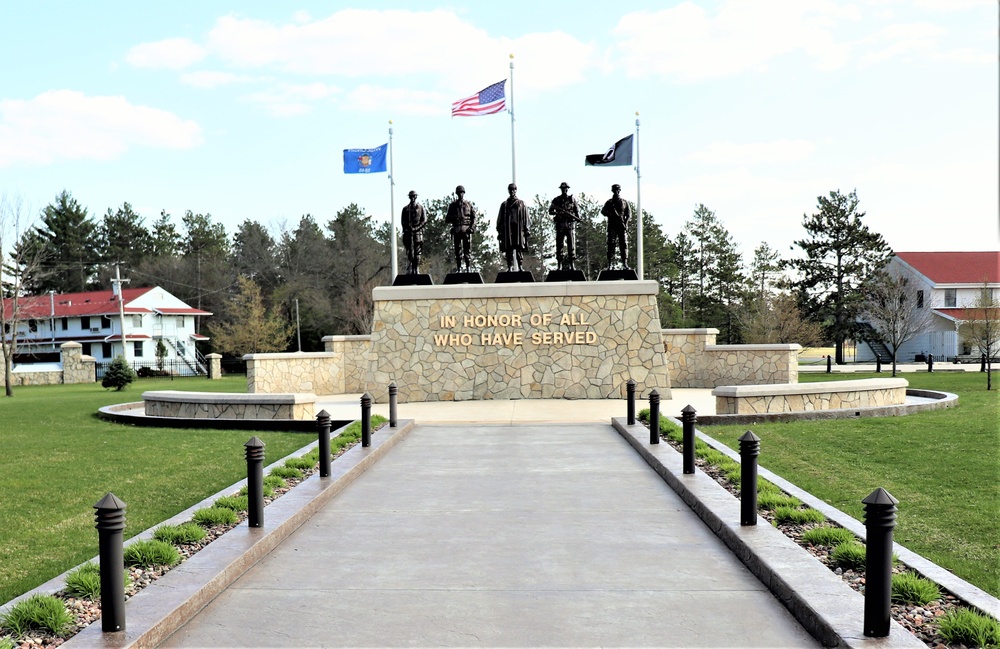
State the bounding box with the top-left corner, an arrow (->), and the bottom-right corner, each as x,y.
112,265 -> 130,362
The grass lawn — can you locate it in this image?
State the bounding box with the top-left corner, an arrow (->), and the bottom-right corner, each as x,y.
0,377 -> 315,604
703,371 -> 999,598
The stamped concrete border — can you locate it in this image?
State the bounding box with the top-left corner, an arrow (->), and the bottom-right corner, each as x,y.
613,417 -> 926,649
54,420 -> 415,649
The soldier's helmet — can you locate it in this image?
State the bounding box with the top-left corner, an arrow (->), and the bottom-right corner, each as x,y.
456,185 -> 465,194
508,183 -> 517,191
612,184 -> 621,192
408,190 -> 417,198
559,182 -> 570,189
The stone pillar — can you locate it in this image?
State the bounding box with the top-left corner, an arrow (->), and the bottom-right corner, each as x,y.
61,342 -> 96,384
206,353 -> 222,380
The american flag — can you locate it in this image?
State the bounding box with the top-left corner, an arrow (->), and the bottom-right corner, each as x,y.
451,80 -> 506,117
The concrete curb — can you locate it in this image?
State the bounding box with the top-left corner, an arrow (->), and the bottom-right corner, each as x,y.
612,417 -> 926,649
59,420 -> 415,648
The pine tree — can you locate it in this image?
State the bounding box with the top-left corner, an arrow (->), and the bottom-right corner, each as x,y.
32,191 -> 100,293
102,355 -> 136,391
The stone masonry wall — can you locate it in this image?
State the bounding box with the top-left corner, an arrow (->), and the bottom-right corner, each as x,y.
663,328 -> 799,388
716,385 -> 906,415
366,282 -> 671,403
0,342 -> 95,387
322,335 -> 371,393
144,398 -> 313,420
246,353 -> 341,395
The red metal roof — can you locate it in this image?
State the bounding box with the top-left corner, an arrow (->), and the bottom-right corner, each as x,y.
155,307 -> 213,316
896,251 -> 1000,284
936,307 -> 1000,321
4,287 -> 210,318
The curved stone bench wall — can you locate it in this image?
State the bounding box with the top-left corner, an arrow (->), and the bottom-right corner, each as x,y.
143,390 -> 316,420
712,378 -> 908,415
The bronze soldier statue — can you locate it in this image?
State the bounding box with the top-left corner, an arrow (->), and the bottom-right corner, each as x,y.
401,190 -> 427,274
549,182 -> 580,271
601,183 -> 631,269
446,185 -> 476,272
496,183 -> 530,272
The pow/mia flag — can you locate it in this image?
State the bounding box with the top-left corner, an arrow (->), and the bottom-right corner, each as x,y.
584,134 -> 634,167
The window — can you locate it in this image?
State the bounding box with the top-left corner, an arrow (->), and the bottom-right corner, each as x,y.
81,316 -> 90,329
101,342 -> 113,358
944,289 -> 957,307
132,314 -> 143,327
81,343 -> 91,356
100,315 -> 112,329
916,290 -> 924,308
61,317 -> 68,331
28,319 -> 37,332
177,316 -> 186,328
133,341 -> 144,357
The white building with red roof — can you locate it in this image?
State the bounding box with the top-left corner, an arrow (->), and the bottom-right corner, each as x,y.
4,286 -> 212,375
857,251 -> 1000,362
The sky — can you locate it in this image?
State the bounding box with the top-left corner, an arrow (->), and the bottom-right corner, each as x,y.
1,0 -> 997,269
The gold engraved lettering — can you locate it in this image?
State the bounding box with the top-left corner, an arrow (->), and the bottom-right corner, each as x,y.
586,331 -> 597,343
460,334 -> 473,345
512,314 -> 522,326
434,334 -> 448,346
440,315 -> 457,327
463,315 -> 475,327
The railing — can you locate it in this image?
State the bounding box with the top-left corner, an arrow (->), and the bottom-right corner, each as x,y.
94,360 -> 206,380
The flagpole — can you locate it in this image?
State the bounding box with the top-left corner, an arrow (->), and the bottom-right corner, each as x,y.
509,53 -> 516,185
388,120 -> 398,279
635,112 -> 643,280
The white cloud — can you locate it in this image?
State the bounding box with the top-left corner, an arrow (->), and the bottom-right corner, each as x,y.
179,70 -> 258,88
860,22 -> 947,63
126,38 -> 206,70
688,140 -> 817,165
340,84 -> 448,117
0,90 -> 202,166
611,1 -> 858,82
241,82 -> 341,116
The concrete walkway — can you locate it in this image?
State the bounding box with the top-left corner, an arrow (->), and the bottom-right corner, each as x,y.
161,423 -> 818,648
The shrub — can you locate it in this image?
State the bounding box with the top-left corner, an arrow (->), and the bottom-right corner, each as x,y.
269,466 -> 303,480
801,525 -> 856,547
153,522 -> 207,545
63,561 -> 131,599
772,506 -> 826,525
101,355 -> 136,391
831,540 -> 867,571
757,491 -> 803,511
938,608 -> 1000,647
213,495 -> 249,512
891,572 -> 941,605
192,506 -> 239,527
0,594 -> 74,637
123,539 -> 181,568
284,457 -> 315,471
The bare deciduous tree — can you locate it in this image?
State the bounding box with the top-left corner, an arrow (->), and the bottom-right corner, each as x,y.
859,268 -> 934,376
963,282 -> 999,390
1,195 -> 48,396
737,292 -> 824,348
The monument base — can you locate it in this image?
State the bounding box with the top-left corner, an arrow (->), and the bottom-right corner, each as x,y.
545,270 -> 587,282
444,272 -> 485,285
392,273 -> 434,286
495,271 -> 535,283
598,269 -> 639,281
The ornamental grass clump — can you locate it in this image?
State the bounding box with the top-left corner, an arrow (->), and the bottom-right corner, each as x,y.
831,540 -> 868,571
238,484 -> 274,498
263,475 -> 287,490
213,495 -> 249,512
153,522 -> 207,545
0,635 -> 14,649
938,607 -> 1000,648
801,525 -> 856,547
757,491 -> 803,511
772,506 -> 826,525
269,465 -> 302,480
124,539 -> 181,568
284,456 -> 315,471
192,506 -> 239,527
891,572 -> 941,605
63,562 -> 131,599
0,594 -> 74,638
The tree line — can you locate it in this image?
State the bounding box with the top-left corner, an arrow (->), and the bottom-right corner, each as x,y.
4,188 -> 902,363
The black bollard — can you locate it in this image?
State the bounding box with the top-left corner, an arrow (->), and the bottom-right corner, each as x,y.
94,493 -> 126,633
875,355 -> 881,373
316,410 -> 331,478
862,487 -> 899,638
361,392 -> 372,448
388,382 -> 398,427
982,353 -> 987,373
739,432 -> 761,526
648,389 -> 660,445
826,355 -> 832,373
681,405 -> 697,474
927,353 -> 934,372
626,379 -> 636,425
245,436 -> 265,528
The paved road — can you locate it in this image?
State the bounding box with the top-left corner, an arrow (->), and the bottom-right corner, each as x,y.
161,424 -> 819,648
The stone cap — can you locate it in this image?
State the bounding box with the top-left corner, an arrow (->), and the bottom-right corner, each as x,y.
712,378 -> 908,398
205,353 -> 222,359
142,390 -> 317,404
242,352 -> 336,361
706,343 -> 802,352
373,280 -> 661,301
322,335 -> 372,342
660,328 -> 720,335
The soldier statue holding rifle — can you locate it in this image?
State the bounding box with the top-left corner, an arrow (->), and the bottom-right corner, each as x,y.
601,183 -> 631,269
549,182 -> 580,271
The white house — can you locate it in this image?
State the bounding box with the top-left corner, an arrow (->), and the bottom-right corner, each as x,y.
857,251 -> 999,362
3,286 -> 212,375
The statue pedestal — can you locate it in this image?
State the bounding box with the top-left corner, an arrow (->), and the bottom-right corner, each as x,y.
444,272 -> 485,285
545,270 -> 587,282
597,269 -> 639,281
392,274 -> 434,286
494,271 -> 535,283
